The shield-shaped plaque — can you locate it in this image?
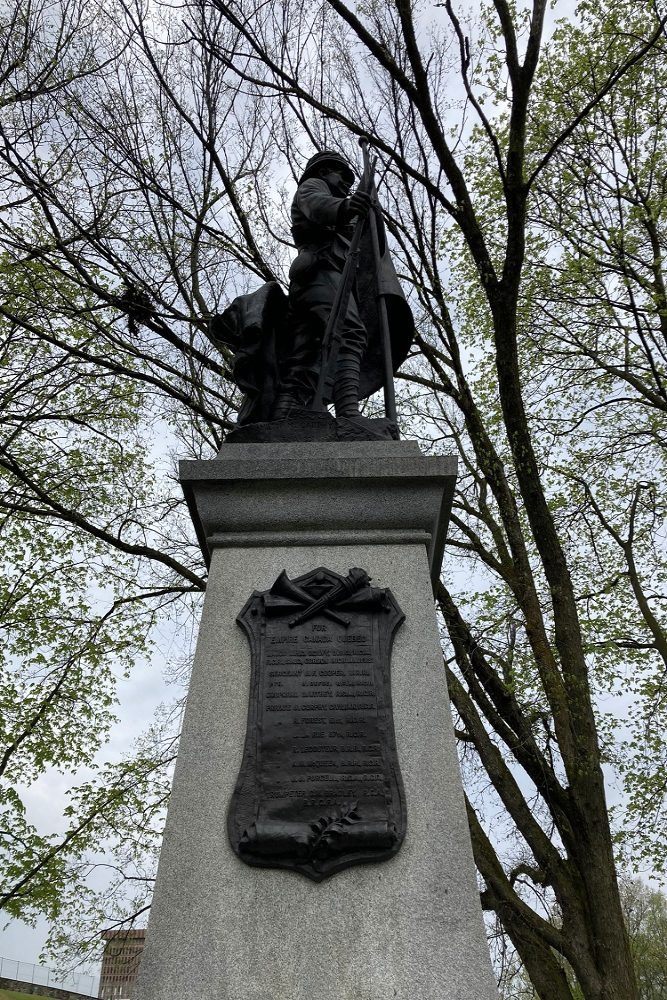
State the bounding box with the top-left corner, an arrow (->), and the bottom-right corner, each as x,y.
228,566 -> 406,881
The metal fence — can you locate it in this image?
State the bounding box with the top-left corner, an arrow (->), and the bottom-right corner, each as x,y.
0,955 -> 99,997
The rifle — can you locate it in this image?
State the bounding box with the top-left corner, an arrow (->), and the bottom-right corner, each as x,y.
311,150 -> 376,411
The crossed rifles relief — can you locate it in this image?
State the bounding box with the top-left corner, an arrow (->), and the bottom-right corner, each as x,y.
269,568 -> 371,629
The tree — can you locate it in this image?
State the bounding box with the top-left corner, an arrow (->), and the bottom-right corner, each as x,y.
0,2 -> 666,998
624,881 -> 667,999
0,0 -> 209,931
500,881 -> 667,999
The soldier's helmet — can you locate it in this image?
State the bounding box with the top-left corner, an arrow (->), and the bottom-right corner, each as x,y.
300,150 -> 356,185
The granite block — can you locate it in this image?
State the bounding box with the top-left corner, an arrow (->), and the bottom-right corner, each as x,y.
133,542 -> 498,999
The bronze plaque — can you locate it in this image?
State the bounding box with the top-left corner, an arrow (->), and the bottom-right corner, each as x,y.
228,566 -> 406,881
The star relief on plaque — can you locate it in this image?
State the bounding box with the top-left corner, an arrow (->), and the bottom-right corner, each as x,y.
227,566 -> 407,881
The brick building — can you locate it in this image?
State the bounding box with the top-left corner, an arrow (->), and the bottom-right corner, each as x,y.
98,929 -> 146,1000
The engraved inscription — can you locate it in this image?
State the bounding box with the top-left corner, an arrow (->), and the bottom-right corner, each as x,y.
261,616 -> 383,807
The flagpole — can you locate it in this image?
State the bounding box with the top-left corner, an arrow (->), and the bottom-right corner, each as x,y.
360,139 -> 397,424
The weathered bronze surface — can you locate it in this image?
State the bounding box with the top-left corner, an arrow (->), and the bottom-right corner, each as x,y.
209,146 -> 414,441
228,566 -> 406,881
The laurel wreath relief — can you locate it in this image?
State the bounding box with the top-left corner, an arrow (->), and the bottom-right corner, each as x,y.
308,801 -> 361,857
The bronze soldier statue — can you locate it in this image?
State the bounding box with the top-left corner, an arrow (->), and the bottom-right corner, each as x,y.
210,146 -> 413,437
273,150 -> 371,420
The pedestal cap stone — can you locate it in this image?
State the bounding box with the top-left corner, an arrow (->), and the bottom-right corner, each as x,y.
180,440 -> 456,591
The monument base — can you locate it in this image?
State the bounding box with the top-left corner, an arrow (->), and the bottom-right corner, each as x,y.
133,443 -> 498,1000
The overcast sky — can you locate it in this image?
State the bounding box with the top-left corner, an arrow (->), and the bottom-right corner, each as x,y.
0,0 -> 608,984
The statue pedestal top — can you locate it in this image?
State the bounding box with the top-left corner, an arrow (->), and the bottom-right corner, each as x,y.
179,440 -> 456,593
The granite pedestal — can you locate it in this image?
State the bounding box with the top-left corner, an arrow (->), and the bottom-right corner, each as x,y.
133,441 -> 499,1000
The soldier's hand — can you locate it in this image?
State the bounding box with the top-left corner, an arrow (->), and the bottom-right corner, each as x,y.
348,189 -> 372,218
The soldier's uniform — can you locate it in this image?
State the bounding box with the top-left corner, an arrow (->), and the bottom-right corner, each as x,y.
273,151 -> 367,419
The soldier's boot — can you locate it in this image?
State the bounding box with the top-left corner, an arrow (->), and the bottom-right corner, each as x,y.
272,392 -> 300,420
334,355 -> 362,419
